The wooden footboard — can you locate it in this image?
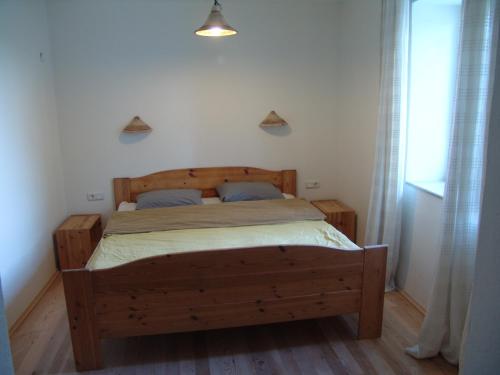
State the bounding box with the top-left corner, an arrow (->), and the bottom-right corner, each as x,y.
62,245 -> 387,371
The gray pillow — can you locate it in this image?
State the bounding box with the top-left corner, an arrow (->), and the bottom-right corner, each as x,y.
136,189 -> 203,210
216,182 -> 284,202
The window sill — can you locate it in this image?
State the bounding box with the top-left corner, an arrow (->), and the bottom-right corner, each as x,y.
406,180 -> 445,199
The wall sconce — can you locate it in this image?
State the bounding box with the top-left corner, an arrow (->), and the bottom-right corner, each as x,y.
260,111 -> 288,128
122,116 -> 152,134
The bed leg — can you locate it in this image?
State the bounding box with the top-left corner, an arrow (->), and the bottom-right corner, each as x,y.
358,245 -> 387,339
62,269 -> 102,371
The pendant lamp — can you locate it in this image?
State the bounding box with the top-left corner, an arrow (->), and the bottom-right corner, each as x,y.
195,0 -> 238,37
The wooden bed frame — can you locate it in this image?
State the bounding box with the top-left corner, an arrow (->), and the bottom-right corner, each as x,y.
62,167 -> 387,371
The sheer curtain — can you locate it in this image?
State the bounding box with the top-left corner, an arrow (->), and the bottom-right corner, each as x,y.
365,0 -> 409,290
407,0 -> 499,365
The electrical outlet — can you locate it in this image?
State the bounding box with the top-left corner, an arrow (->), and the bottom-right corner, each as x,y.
87,192 -> 104,201
305,180 -> 320,189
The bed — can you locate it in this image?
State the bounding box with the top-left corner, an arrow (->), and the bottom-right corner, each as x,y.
62,167 -> 387,371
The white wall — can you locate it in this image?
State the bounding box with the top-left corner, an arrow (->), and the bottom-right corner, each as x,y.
47,0 -> 381,243
0,0 -> 67,326
332,0 -> 382,243
461,34 -> 500,375
397,184 -> 443,309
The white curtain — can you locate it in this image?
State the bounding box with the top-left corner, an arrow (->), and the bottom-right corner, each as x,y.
365,0 -> 409,290
407,0 -> 499,365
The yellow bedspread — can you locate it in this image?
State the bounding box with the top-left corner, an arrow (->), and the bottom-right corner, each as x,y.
87,220 -> 361,270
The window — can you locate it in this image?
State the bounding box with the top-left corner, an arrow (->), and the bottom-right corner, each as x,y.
405,0 -> 462,197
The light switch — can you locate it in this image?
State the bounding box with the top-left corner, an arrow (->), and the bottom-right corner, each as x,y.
305,180 -> 320,189
87,193 -> 104,201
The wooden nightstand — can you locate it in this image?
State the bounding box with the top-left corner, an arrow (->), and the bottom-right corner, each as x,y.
311,200 -> 357,243
55,214 -> 102,270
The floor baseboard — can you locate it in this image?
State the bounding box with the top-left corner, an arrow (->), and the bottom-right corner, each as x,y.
398,289 -> 427,316
8,271 -> 60,337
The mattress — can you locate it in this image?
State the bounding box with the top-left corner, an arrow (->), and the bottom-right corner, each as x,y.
87,220 -> 361,270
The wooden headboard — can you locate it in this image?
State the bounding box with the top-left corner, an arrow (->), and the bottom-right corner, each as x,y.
113,167 -> 297,209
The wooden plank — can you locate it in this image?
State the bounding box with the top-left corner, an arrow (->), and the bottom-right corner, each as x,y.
93,272 -> 363,313
358,245 -> 387,339
92,246 -> 364,289
282,169 -> 297,195
62,269 -> 102,371
113,177 -> 131,209
93,266 -> 361,293
97,291 -> 361,338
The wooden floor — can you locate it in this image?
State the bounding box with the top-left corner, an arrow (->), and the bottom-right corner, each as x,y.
10,275 -> 457,375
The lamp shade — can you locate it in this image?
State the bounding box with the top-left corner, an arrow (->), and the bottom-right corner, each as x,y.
122,116 -> 152,134
195,1 -> 238,37
260,111 -> 288,128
